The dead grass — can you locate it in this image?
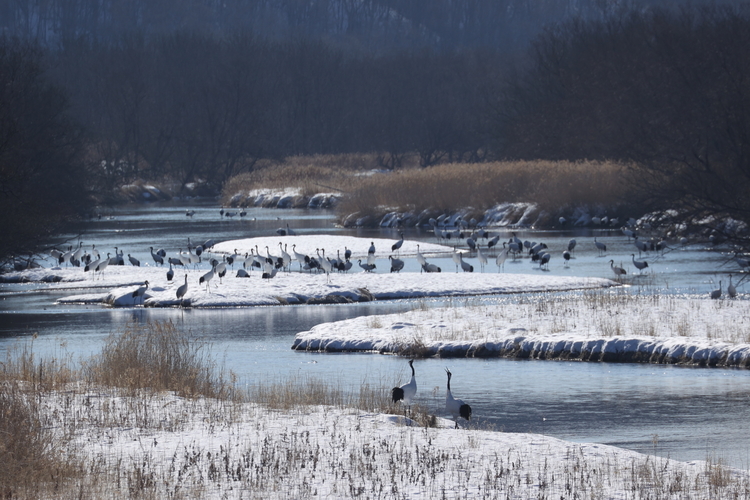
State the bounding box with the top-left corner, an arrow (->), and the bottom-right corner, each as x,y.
223,157 -> 637,226
0,338 -> 81,497
0,335 -> 78,391
248,373 -> 438,427
221,153 -> 390,204
0,382 -> 80,498
84,320 -> 237,400
339,160 -> 630,216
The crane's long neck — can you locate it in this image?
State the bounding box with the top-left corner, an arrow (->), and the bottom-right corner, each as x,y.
410,363 -> 415,377
446,386 -> 455,404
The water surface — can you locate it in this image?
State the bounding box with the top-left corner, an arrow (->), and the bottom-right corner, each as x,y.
1,199 -> 748,467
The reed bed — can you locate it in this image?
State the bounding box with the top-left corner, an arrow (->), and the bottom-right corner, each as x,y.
338,160 -> 630,217
222,157 -> 636,225
221,153 -> 390,203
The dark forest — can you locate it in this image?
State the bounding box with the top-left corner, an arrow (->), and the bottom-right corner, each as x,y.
1,0 -> 749,258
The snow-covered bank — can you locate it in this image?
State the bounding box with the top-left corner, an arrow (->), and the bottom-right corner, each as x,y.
229,187 -> 340,209
0,235 -> 617,308
293,295 -> 750,367
53,269 -> 616,308
343,201 -> 545,228
49,388 -> 749,499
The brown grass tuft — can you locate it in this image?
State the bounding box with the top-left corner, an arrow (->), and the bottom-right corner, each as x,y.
0,336 -> 79,391
0,382 -> 80,497
84,320 -> 237,400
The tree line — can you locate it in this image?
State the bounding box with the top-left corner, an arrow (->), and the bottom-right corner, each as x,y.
49,35 -> 502,192
499,4 -> 750,243
2,1 -> 749,261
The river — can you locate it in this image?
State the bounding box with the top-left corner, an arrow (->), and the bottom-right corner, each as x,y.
1,199 -> 749,468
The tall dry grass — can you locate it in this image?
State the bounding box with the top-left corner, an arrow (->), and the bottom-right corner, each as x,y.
222,156 -> 636,225
0,338 -> 80,497
338,160 -> 631,217
84,320 -> 237,400
0,382 -> 80,498
0,335 -> 79,391
221,153 -> 391,203
248,373 -> 437,427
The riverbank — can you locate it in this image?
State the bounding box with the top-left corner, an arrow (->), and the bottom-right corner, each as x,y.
3,318 -> 748,499
220,156 -> 640,229
293,292 -> 750,368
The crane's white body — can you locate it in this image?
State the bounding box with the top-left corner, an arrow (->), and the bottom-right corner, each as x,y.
392,360 -> 417,407
445,369 -> 471,429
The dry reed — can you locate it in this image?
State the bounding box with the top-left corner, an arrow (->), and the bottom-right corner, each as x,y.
221,153 -> 389,203
84,320 -> 237,400
248,373 -> 438,427
0,382 -> 80,498
0,338 -> 81,497
338,160 -> 630,217
223,157 -> 636,226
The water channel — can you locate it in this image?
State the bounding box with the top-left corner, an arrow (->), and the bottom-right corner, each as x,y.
1,199 -> 749,468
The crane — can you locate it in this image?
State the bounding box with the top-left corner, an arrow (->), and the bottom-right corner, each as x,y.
445,368 -> 472,429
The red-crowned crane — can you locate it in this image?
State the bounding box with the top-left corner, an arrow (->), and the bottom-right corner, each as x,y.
389,255 -> 404,273
176,274 -> 188,301
199,264 -> 215,292
594,237 -> 607,256
358,259 -> 376,272
476,245 -> 488,272
391,233 -> 404,256
728,275 -> 737,298
392,359 -> 417,416
445,368 -> 472,429
563,250 -> 571,266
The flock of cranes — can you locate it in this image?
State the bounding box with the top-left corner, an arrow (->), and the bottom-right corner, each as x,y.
47,214 -> 748,302
391,360 -> 472,429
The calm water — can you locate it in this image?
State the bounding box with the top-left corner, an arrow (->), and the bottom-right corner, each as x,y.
1,199 -> 749,468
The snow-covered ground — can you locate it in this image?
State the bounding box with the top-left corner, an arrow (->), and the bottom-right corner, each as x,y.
49,388 -> 750,499
293,294 -> 750,367
6,234 -> 750,497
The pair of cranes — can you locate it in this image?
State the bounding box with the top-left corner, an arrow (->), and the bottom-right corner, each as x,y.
710,275 -> 739,300
391,360 -> 472,429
